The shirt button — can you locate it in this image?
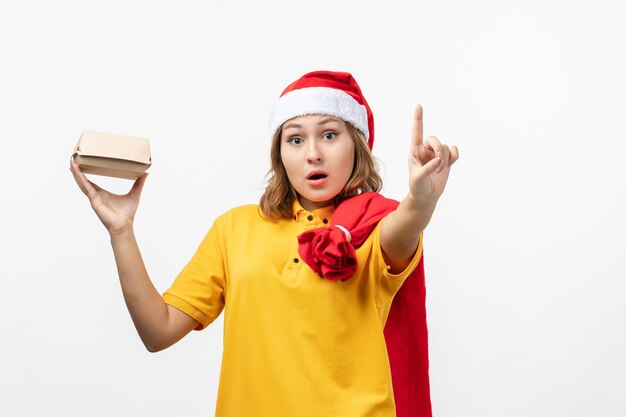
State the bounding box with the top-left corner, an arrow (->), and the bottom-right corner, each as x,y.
293,258 -> 299,263
307,215 -> 313,221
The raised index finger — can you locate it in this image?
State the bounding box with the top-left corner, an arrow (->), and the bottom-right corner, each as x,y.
411,104 -> 423,149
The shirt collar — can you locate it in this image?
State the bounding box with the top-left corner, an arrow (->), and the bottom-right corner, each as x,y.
291,198 -> 336,225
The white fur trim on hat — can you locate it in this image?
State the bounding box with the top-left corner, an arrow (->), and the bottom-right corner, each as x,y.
269,87 -> 369,140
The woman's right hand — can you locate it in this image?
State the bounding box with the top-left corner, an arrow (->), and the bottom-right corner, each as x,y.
70,160 -> 148,235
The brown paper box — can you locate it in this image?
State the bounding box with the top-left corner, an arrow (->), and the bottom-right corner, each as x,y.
72,130 -> 152,180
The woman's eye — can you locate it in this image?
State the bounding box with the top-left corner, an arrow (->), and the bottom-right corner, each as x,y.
288,137 -> 303,144
323,132 -> 337,140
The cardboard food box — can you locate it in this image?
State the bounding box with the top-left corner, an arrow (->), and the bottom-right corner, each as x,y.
72,130 -> 152,180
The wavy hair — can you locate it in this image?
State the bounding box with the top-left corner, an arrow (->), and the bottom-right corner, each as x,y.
259,122 -> 382,220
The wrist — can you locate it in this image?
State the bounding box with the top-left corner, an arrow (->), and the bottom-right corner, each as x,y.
109,224 -> 135,243
404,192 -> 437,212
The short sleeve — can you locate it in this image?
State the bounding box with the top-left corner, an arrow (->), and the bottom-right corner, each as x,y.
163,217 -> 227,330
368,217 -> 423,318
372,217 -> 423,280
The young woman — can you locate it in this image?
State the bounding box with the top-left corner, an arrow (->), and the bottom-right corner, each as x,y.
70,71 -> 459,417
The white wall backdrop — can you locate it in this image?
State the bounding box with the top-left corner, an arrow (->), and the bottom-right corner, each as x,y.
1,1 -> 625,416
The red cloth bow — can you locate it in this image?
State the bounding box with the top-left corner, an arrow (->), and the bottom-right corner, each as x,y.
297,192 -> 433,417
297,226 -> 357,280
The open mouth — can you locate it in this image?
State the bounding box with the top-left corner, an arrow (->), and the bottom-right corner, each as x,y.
308,173 -> 327,180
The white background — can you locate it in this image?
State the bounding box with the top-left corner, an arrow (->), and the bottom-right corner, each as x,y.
1,1 -> 625,416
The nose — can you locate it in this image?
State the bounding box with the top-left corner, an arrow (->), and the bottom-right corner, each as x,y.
307,140 -> 323,163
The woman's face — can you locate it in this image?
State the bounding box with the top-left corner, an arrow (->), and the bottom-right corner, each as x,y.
280,114 -> 355,211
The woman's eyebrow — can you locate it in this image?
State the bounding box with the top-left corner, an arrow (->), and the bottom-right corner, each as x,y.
283,118 -> 341,131
317,117 -> 341,126
283,122 -> 301,131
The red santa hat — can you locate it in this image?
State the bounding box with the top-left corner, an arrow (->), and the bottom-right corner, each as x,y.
269,70 -> 375,149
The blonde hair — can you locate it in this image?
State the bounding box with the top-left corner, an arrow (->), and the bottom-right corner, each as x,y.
259,122 -> 382,220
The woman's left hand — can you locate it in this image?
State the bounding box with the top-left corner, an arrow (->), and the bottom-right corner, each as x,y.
407,104 -> 459,205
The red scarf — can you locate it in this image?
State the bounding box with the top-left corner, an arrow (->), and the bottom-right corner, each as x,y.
298,192 -> 432,417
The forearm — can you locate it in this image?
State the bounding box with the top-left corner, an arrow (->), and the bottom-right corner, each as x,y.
109,228 -> 170,351
381,194 -> 437,262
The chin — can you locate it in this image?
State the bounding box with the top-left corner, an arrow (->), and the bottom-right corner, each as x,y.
297,192 -> 337,209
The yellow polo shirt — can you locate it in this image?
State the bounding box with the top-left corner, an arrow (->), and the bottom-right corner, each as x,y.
163,200 -> 422,417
